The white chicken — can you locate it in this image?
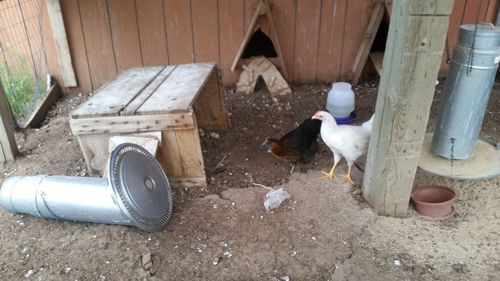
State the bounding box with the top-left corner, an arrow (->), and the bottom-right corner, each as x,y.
312,111 -> 374,184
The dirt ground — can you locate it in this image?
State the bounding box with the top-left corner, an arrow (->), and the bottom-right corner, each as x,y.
0,77 -> 498,281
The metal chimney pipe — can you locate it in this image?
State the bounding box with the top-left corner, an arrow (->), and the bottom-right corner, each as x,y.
432,24 -> 500,159
0,143 -> 173,232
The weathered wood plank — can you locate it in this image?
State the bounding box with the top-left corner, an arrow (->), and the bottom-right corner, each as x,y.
78,0 -> 117,90
108,135 -> 160,156
45,0 -> 77,87
169,177 -> 207,188
21,82 -> 61,128
76,134 -> 110,174
218,0 -> 245,84
137,63 -> 214,115
230,0 -> 265,72
445,0 -> 467,62
293,0 -> 321,83
408,0 -> 454,15
71,67 -> 163,118
273,0 -> 296,82
175,126 -> 205,178
107,0 -> 143,71
59,0 -> 92,92
164,0 -> 194,64
70,112 -> 195,135
0,82 -> 17,162
192,69 -> 230,130
157,130 -> 184,178
263,1 -> 287,79
362,0 -> 453,217
351,2 -> 385,86
191,0 -> 220,64
136,0 -> 169,66
341,0 -> 372,81
462,0 -> 488,23
485,0 -> 499,23
122,66 -> 176,115
317,0 -> 346,82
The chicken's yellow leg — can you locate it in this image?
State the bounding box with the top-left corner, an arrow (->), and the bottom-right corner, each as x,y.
321,162 -> 338,181
340,164 -> 355,184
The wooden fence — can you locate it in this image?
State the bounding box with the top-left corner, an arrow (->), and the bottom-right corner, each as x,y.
2,0 -> 496,94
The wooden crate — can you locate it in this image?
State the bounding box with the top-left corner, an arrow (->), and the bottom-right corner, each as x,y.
70,63 -> 230,187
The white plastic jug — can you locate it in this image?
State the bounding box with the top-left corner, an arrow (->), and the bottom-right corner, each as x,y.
326,82 -> 355,118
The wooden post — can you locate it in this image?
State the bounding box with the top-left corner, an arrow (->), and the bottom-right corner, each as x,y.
45,0 -> 77,88
362,0 -> 454,217
0,82 -> 17,163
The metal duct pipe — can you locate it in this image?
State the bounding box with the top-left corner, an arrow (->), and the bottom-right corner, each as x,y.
432,24 -> 500,159
0,143 -> 173,232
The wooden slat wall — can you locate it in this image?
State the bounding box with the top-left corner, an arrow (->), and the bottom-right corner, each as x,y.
78,0 -> 117,89
107,0 -> 143,72
135,0 -> 169,66
54,0 -> 497,93
444,0 -> 498,62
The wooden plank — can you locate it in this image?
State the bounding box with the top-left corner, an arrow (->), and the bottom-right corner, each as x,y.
169,177 -> 207,187
122,66 -> 176,115
263,1 -> 287,79
408,0 -> 455,15
137,63 -> 214,115
21,82 -> 61,128
41,2 -> 63,88
462,0 -> 489,23
273,0 -> 296,82
341,0 -> 372,81
351,2 -> 385,86
0,82 -> 17,162
78,0 -> 117,90
108,135 -> 160,156
218,0 -> 245,84
164,0 -> 194,64
293,0 -> 321,83
69,112 -> 196,135
362,0 -> 453,217
230,0 -> 265,72
192,69 -> 230,130
76,134 -> 110,174
59,0 -> 92,92
157,130 -> 184,178
107,0 -> 143,71
175,127 -> 205,178
191,0 -> 220,64
317,0 -> 347,82
485,0 -> 499,23
45,0 -> 77,87
385,0 -> 393,14
445,0 -> 467,62
246,0 -> 270,34
71,67 -> 163,118
135,0 -> 169,66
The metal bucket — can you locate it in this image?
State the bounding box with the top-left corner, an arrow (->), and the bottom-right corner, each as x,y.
432,24 -> 500,159
0,143 -> 173,232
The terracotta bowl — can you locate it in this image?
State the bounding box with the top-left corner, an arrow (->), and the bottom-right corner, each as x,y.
411,185 -> 456,219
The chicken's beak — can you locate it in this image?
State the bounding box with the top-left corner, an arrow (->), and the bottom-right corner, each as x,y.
311,113 -> 319,120
260,140 -> 271,153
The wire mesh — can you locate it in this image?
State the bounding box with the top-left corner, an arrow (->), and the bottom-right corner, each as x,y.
0,0 -> 49,125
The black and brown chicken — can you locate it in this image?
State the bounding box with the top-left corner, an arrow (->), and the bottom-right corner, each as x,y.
261,118 -> 322,163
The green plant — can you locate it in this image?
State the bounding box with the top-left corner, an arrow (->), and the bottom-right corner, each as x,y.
0,57 -> 46,122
